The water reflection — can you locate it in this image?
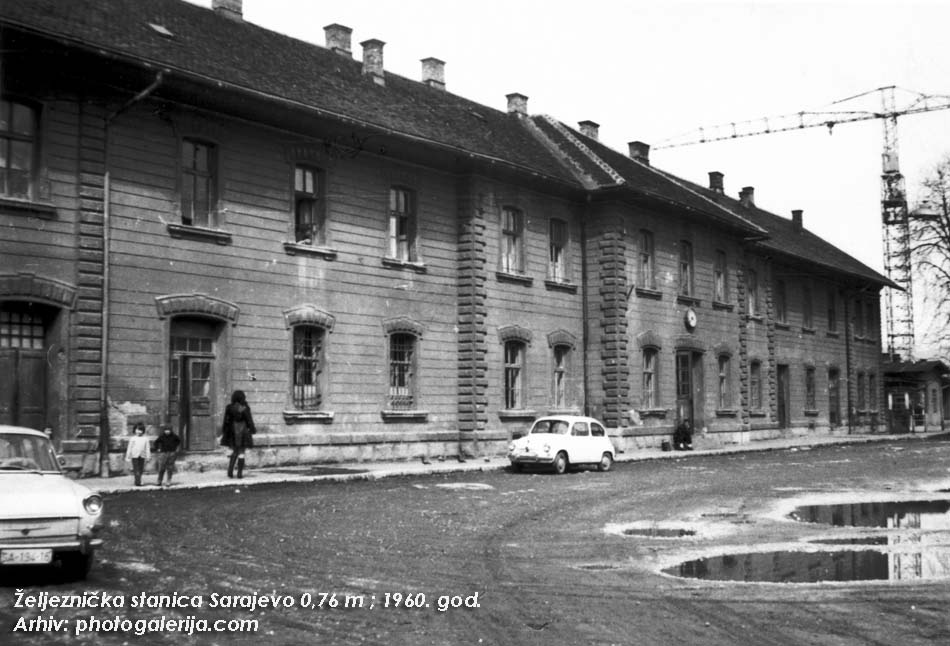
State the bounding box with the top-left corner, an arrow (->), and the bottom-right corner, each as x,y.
666,550 -> 890,582
789,499 -> 950,529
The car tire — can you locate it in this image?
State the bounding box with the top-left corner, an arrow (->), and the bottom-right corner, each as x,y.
553,451 -> 568,475
61,552 -> 94,580
511,462 -> 524,473
598,452 -> 613,472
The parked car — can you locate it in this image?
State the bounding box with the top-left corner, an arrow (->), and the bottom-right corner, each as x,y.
508,415 -> 615,474
0,426 -> 104,579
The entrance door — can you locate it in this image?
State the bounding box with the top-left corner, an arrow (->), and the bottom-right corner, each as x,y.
828,368 -> 841,427
0,348 -> 46,429
777,364 -> 790,428
676,351 -> 705,428
168,319 -> 218,451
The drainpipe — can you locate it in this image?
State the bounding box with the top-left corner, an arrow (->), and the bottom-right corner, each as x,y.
581,195 -> 591,417
843,290 -> 853,435
98,72 -> 164,477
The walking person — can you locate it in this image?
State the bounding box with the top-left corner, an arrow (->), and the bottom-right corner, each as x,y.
125,422 -> 151,486
154,424 -> 182,487
221,389 -> 256,479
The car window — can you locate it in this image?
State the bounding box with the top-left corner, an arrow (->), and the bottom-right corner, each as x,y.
591,423 -> 606,437
552,421 -> 570,434
0,434 -> 59,471
571,422 -> 589,437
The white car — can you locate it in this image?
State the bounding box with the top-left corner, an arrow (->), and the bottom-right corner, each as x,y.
0,426 -> 104,579
508,415 -> 615,474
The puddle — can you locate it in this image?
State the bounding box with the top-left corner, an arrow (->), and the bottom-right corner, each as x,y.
665,548 -> 950,582
808,536 -> 889,546
623,527 -> 696,538
788,499 -> 950,528
576,563 -> 621,571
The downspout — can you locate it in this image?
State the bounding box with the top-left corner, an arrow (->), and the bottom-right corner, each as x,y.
581,195 -> 591,416
98,72 -> 164,477
844,290 -> 854,435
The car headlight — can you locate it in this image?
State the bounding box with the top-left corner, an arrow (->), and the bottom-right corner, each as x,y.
83,494 -> 104,515
508,442 -> 515,452
543,444 -> 551,454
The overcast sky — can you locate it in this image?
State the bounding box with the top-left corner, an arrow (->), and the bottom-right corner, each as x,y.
188,0 -> 950,351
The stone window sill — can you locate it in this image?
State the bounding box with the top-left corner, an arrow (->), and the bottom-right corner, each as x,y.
826,331 -> 840,338
283,410 -> 334,424
748,314 -> 764,323
381,409 -> 429,422
498,409 -> 537,420
676,295 -> 701,306
801,327 -> 816,335
544,279 -> 577,294
284,242 -> 338,260
715,409 -> 739,417
0,196 -> 57,218
749,410 -> 768,418
634,287 -> 662,300
167,223 -> 232,245
382,257 -> 427,273
496,271 -> 533,286
803,409 -> 820,417
712,301 -> 734,311
637,408 -> 669,419
775,322 -> 790,331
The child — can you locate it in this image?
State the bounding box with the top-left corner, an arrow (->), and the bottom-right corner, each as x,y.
154,425 -> 182,487
124,422 -> 151,486
673,419 -> 693,451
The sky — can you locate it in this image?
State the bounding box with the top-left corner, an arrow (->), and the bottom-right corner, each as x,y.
189,0 -> 950,354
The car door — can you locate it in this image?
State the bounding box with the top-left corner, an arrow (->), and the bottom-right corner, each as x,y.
590,421 -> 611,458
570,421 -> 593,463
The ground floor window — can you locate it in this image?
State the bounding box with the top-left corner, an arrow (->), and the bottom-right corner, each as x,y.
504,340 -> 526,409
293,325 -> 325,409
389,333 -> 415,410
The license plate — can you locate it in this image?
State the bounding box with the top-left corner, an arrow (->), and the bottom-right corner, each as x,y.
1,548 -> 53,565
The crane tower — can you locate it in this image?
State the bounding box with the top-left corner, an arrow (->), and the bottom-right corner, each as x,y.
654,86 -> 950,361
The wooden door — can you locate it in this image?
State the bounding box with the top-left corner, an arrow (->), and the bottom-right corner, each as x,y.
777,364 -> 790,428
0,348 -> 46,428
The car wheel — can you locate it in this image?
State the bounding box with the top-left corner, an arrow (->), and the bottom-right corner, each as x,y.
511,462 -> 524,473
598,452 -> 613,472
61,552 -> 94,580
553,451 -> 568,475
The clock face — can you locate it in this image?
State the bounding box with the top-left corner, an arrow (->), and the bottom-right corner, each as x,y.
685,308 -> 697,330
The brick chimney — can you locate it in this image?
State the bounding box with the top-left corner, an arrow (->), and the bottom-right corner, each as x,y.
324,24 -> 353,57
421,57 -> 445,90
361,39 -> 386,86
708,171 -> 724,194
506,93 -> 528,116
628,141 -> 650,165
739,186 -> 755,207
578,120 -> 599,140
212,0 -> 242,20
792,209 -> 803,231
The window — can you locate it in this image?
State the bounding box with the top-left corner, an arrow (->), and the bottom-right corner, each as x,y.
678,241 -> 694,297
775,279 -> 787,324
854,299 -> 865,337
714,250 -> 728,303
181,139 -> 217,227
717,354 -> 731,409
802,283 -> 814,329
294,165 -> 325,245
857,372 -> 866,410
868,373 -> 877,410
805,367 -> 816,410
0,98 -> 37,199
388,333 -> 416,409
642,347 -> 658,408
828,368 -> 840,425
638,230 -> 655,289
865,301 -> 876,339
504,340 -> 526,409
552,344 -> 570,408
388,187 -> 416,262
827,288 -> 837,332
501,207 -> 525,274
0,307 -> 46,349
549,218 -> 568,282
292,326 -> 325,410
750,361 -> 762,410
746,269 -> 759,316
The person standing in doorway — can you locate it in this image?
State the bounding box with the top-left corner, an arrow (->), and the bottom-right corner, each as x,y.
221,389 -> 256,478
154,424 -> 181,487
125,422 -> 151,486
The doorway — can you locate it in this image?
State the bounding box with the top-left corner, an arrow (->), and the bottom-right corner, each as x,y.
828,368 -> 841,427
675,350 -> 705,429
777,364 -> 790,428
168,318 -> 219,451
0,305 -> 53,430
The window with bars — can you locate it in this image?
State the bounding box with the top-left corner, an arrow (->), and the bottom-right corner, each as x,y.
0,309 -> 45,349
805,367 -> 816,410
0,98 -> 37,199
388,187 -> 416,261
750,361 -> 762,410
389,333 -> 415,409
678,241 -> 694,297
552,344 -> 569,408
638,230 -> 655,289
501,207 -> 524,274
504,340 -> 526,409
718,354 -> 731,409
714,250 -> 728,303
549,218 -> 568,282
642,347 -> 658,408
181,139 -> 216,227
293,326 -> 324,410
294,165 -> 325,244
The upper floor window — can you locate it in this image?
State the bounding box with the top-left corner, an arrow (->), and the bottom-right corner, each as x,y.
854,298 -> 865,337
802,283 -> 814,329
0,99 -> 37,199
750,360 -> 762,410
827,287 -> 838,332
714,250 -> 728,303
294,165 -> 325,245
638,230 -> 655,289
504,340 -> 527,409
678,240 -> 694,297
388,187 -> 417,262
642,347 -> 659,408
717,354 -> 731,409
775,279 -> 787,324
292,325 -> 326,410
501,207 -> 525,274
856,371 -> 866,410
805,366 -> 816,410
181,139 -> 217,227
865,301 -> 876,339
552,344 -> 570,408
388,332 -> 417,410
746,268 -> 759,317
549,218 -> 568,282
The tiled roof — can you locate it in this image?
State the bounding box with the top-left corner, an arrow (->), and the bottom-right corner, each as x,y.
882,359 -> 950,375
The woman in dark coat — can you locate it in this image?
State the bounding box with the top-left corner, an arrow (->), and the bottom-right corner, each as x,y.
221,389 -> 256,478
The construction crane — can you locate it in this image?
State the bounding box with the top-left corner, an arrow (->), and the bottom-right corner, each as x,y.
654,86 -> 950,362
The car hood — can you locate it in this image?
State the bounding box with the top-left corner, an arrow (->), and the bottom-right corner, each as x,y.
511,434 -> 556,449
0,474 -> 95,518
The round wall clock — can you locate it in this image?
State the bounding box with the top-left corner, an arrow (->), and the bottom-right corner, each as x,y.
684,307 -> 698,331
